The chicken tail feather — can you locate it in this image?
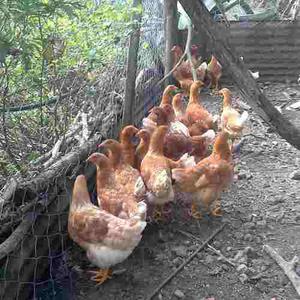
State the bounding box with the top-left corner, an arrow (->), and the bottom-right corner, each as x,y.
201,129 -> 216,142
72,175 -> 91,207
179,153 -> 196,168
239,111 -> 249,125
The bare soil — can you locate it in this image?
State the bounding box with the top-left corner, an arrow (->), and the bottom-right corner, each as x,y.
68,83 -> 300,300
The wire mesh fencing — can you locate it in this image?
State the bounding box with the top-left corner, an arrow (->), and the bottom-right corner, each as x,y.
0,0 -> 167,298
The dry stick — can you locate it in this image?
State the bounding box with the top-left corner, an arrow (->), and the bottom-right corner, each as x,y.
264,244 -> 300,297
291,0 -> 300,20
0,178 -> 17,213
177,228 -> 236,267
157,17 -> 194,86
145,224 -> 225,300
186,23 -> 197,82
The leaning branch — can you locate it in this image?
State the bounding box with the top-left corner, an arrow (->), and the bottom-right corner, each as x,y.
186,23 -> 197,81
264,244 -> 300,297
179,0 -> 300,150
146,224 -> 225,300
157,16 -> 195,85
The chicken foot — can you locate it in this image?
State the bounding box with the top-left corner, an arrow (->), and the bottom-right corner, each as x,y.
210,199 -> 222,217
191,202 -> 203,220
88,268 -> 112,285
191,199 -> 222,219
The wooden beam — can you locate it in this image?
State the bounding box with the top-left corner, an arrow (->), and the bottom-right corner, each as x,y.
179,0 -> 300,150
122,0 -> 142,127
164,0 -> 179,86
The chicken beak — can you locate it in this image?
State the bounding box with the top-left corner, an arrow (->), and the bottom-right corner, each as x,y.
86,154 -> 94,164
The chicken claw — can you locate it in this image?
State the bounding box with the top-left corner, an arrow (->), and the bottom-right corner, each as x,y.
211,206 -> 222,217
210,200 -> 222,217
191,202 -> 203,220
89,269 -> 112,285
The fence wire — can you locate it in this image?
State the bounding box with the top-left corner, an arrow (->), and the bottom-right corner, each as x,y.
1,0 -> 299,299
0,0 -> 166,298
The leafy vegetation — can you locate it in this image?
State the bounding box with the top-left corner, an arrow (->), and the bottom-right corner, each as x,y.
0,0 -> 141,177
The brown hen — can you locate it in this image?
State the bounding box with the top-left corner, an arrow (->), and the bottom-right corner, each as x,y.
98,139 -> 146,200
172,131 -> 234,219
68,174 -> 147,285
140,125 -> 181,221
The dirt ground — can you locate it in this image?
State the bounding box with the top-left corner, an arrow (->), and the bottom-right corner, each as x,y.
67,83 -> 300,300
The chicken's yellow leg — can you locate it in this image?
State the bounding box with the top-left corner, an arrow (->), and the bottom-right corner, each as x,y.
191,202 -> 202,220
89,268 -> 112,285
210,199 -> 222,217
153,205 -> 163,222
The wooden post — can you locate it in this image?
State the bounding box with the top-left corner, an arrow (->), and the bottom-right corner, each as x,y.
164,0 -> 178,86
122,0 -> 142,127
179,0 -> 300,150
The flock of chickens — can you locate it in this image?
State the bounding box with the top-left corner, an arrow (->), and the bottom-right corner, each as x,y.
68,45 -> 249,285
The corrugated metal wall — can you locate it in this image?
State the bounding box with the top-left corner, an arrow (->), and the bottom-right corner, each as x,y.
134,21 -> 300,123
216,21 -> 300,83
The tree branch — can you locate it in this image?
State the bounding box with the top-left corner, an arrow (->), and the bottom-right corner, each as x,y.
157,17 -> 195,85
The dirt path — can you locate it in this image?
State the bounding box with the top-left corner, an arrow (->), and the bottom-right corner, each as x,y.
69,84 -> 300,300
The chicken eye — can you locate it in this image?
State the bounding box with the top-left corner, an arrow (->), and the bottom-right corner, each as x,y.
131,136 -> 140,146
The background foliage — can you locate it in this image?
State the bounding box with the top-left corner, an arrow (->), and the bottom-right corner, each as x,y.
0,0 -> 141,178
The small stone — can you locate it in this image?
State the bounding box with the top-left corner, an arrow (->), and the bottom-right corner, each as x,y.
244,233 -> 253,242
270,198 -> 284,205
233,251 -> 247,264
260,278 -> 270,286
238,171 -> 247,180
173,257 -> 182,267
255,236 -> 262,244
278,274 -> 289,286
173,246 -> 187,257
236,264 -> 248,273
260,264 -> 268,272
246,173 -> 253,180
158,230 -> 166,243
174,289 -> 185,299
208,266 -> 222,276
222,264 -> 230,271
290,171 -> 300,180
239,273 -> 248,283
257,220 -> 267,228
226,246 -> 232,252
245,246 -> 256,257
205,254 -> 214,264
234,232 -> 244,240
213,241 -> 221,248
188,244 -> 198,252
244,222 -> 256,230
158,293 -> 163,300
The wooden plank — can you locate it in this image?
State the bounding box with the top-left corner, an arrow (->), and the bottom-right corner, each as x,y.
122,0 -> 142,127
164,0 -> 178,86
